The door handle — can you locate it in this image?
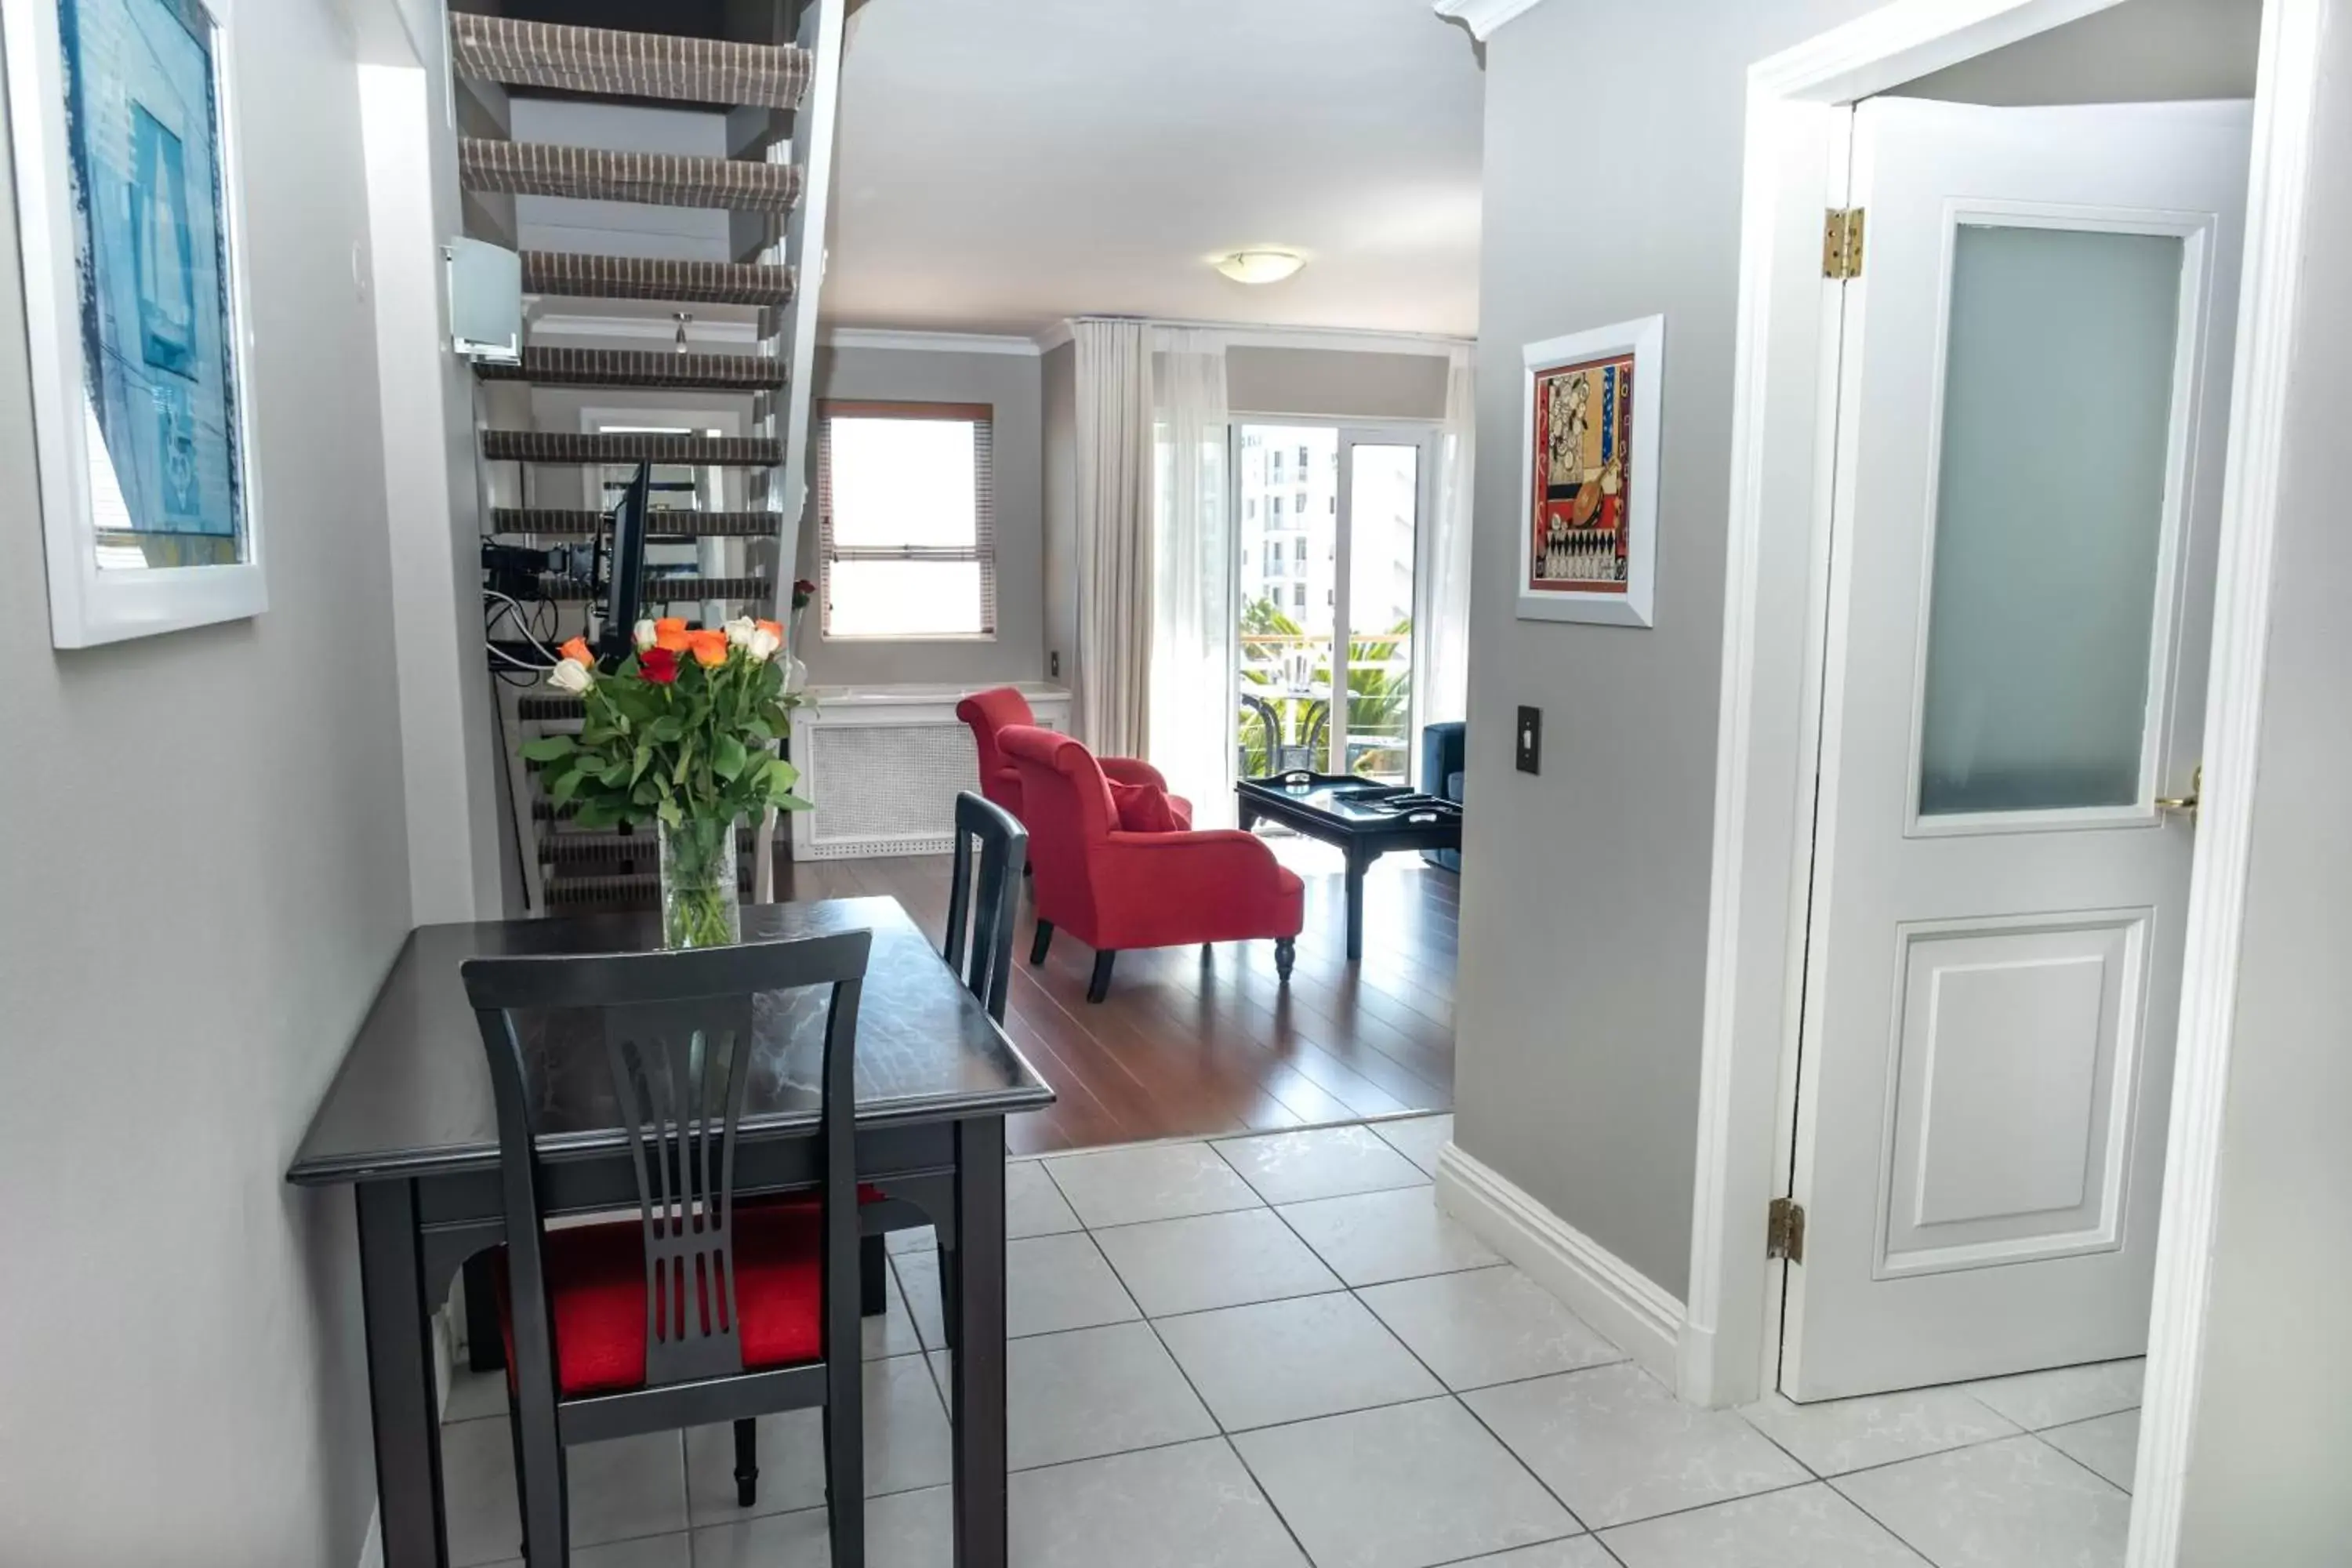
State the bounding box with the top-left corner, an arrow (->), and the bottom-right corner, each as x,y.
2157,764 -> 2202,820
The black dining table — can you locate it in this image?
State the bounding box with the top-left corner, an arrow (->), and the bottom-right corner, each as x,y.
288,895 -> 1054,1568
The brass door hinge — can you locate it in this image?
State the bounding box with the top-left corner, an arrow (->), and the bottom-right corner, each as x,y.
1767,1197 -> 1807,1264
1823,208 -> 1865,280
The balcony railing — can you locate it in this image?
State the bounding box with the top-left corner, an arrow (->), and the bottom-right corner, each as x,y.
1236,629 -> 1413,784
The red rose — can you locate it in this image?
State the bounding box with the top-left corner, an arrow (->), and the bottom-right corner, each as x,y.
638,645 -> 679,684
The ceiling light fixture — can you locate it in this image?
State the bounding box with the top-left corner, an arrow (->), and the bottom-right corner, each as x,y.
1214,249 -> 1306,285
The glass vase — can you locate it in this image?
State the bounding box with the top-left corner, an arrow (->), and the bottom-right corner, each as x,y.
657,815 -> 742,950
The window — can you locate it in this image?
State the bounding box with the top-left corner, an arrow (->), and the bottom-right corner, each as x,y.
1328,495 -> 1337,514
1295,491 -> 1308,513
817,401 -> 995,638
1270,539 -> 1284,564
1245,498 -> 1256,520
1272,496 -> 1283,518
1272,451 -> 1286,475
1298,445 -> 1310,467
1292,583 -> 1306,608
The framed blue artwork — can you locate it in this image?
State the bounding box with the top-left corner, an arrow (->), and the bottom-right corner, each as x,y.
4,0 -> 264,646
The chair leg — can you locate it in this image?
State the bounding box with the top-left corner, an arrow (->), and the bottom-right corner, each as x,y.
1087,949 -> 1116,1003
1029,920 -> 1054,964
734,1417 -> 759,1508
826,1362 -> 866,1566
504,1393 -> 528,1562
860,1232 -> 889,1317
1274,936 -> 1297,981
937,1240 -> 961,1351
516,1415 -> 568,1568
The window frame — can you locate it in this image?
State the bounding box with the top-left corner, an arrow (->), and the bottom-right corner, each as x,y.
815,398 -> 998,642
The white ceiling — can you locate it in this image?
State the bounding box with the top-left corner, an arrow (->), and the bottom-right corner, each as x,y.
822,0 -> 1486,338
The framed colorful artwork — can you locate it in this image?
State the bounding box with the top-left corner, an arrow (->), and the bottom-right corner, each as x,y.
4,0 -> 266,647
1517,314 -> 1662,626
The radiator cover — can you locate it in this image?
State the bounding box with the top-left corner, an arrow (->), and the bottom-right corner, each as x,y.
789,684 -> 1071,860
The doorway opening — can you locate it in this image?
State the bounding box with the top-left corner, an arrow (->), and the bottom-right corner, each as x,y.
1230,420 -> 1437,789
1686,0 -> 2317,1559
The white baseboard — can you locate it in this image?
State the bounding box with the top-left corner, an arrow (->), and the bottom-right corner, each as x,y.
1435,1142 -> 1686,1386
357,1508 -> 383,1568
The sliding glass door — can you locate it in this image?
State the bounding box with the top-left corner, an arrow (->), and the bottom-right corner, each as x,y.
1232,421 -> 1436,786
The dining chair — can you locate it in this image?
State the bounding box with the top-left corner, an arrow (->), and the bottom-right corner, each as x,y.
857,790 -> 1030,1341
463,931 -> 873,1568
943,789 -> 1028,1025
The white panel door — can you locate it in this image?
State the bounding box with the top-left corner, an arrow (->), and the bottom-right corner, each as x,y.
1784,99 -> 2249,1401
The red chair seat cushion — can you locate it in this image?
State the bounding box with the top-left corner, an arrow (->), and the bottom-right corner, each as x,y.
1108,780 -> 1183,833
496,1199 -> 827,1397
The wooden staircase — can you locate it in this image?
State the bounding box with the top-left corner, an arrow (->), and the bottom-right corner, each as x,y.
453,3 -> 845,916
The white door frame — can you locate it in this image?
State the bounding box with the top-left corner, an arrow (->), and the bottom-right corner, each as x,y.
1226,416 -> 1442,783
1682,1 -> 2320,1563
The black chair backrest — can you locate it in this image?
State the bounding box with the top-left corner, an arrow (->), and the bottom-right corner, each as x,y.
463,931 -> 873,1391
942,789 -> 1026,1024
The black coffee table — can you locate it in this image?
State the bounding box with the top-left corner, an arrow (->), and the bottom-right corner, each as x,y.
1236,771 -> 1464,962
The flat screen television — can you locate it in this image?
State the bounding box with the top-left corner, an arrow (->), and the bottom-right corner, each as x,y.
594,462 -> 652,661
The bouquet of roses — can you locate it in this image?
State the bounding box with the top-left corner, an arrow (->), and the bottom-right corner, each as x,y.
521,615 -> 810,834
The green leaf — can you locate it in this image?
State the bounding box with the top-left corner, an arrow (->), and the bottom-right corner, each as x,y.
548,764 -> 584,804
629,742 -> 653,786
713,734 -> 748,780
519,735 -> 576,763
658,797 -> 684,828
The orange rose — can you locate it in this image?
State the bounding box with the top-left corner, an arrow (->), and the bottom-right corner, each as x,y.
755,619 -> 783,643
654,617 -> 687,633
557,636 -> 594,667
654,623 -> 691,653
687,630 -> 730,668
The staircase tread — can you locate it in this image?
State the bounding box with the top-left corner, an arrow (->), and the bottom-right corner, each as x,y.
480,430 -> 781,466
490,507 -> 780,538
521,252 -> 794,307
476,346 -> 786,391
459,139 -> 800,213
450,14 -> 809,110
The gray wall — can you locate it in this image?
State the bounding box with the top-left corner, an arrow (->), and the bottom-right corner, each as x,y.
792,344 -> 1047,687
1891,0 -> 2260,105
2177,5 -> 2352,1552
1042,340 -> 1079,687
1225,345 -> 1453,419
1457,0 -> 1881,1297
0,0 -> 408,1560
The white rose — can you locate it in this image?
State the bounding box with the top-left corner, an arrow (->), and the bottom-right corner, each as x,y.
632,619 -> 657,652
724,615 -> 757,647
548,659 -> 593,695
747,626 -> 782,662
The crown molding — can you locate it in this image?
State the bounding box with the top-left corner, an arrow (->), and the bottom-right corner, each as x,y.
820,327 -> 1044,357
528,312 -> 764,345
1432,0 -> 1552,42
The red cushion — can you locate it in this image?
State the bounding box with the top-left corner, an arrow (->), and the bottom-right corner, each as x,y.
1108,780 -> 1181,833
497,1200 -> 827,1397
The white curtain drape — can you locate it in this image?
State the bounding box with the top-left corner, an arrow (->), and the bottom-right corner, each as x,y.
1149,330 -> 1234,826
1423,346 -> 1477,725
1073,318 -> 1156,756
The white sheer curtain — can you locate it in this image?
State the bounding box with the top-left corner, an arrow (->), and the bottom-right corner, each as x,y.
1422,346 -> 1476,725
1074,318 -> 1156,756
1149,329 -> 1235,825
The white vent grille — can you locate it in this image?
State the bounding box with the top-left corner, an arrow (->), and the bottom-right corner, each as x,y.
802,721 -> 978,858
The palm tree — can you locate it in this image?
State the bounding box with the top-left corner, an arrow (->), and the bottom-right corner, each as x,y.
1233,599 -> 1413,779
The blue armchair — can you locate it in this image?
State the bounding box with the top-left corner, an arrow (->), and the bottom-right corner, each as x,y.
1419,721 -> 1465,873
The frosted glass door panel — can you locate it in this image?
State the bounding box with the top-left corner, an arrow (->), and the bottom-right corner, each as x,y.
1916,223 -> 2185,817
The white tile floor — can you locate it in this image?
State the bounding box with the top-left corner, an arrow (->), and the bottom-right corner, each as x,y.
439,1114 -> 2146,1568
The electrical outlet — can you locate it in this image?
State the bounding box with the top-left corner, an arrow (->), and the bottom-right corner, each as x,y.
1515,706 -> 1541,775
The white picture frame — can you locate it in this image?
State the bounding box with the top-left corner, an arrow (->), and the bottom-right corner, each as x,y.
1517,314 -> 1662,626
4,0 -> 267,648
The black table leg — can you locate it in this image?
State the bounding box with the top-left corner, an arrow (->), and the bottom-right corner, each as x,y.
358,1181 -> 450,1568
1344,847 -> 1369,962
463,1252 -> 504,1372
950,1115 -> 1007,1568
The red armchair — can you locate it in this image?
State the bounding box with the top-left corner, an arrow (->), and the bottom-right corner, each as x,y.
956,686 -> 1193,829
998,724 -> 1302,1002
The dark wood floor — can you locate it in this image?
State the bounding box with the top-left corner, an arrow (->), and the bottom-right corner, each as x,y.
773,838 -> 1458,1156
